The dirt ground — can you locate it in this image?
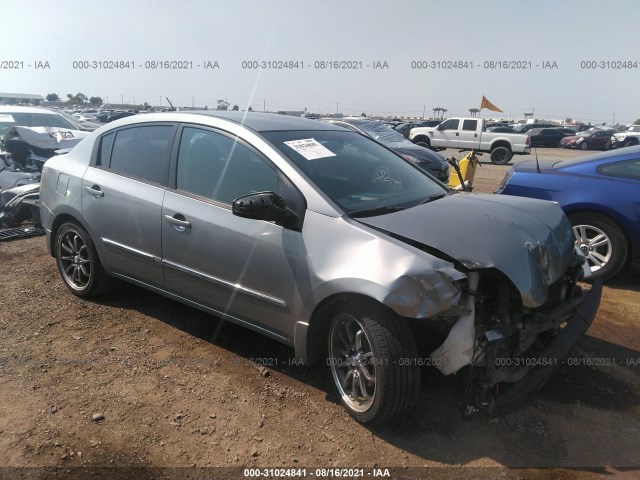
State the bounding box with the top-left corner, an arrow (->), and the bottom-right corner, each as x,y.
0,148 -> 638,480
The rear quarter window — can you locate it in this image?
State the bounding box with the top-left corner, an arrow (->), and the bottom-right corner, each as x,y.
597,159 -> 640,180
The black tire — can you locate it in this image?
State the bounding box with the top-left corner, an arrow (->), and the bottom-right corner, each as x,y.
416,140 -> 432,150
490,146 -> 512,165
568,212 -> 628,279
623,140 -> 637,148
327,301 -> 420,425
55,221 -> 113,298
579,141 -> 589,150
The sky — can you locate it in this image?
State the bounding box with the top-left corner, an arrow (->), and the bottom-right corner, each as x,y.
2,0 -> 640,123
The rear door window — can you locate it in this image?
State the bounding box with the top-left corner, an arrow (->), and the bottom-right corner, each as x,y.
108,125 -> 173,184
462,119 -> 477,131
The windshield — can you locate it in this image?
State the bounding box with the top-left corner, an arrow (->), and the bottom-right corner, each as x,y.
262,130 -> 448,215
0,111 -> 78,136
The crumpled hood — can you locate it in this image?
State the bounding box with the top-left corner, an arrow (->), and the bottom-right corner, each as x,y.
4,126 -> 89,150
358,193 -> 577,308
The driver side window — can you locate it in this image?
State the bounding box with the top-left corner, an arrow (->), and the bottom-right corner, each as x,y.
440,119 -> 459,130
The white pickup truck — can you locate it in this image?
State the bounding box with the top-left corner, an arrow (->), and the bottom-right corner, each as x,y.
611,125 -> 640,149
409,118 -> 531,165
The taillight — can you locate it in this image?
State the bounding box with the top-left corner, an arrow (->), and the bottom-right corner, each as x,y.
525,136 -> 531,146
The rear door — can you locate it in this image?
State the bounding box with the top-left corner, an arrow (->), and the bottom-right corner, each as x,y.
161,125 -> 304,339
81,124 -> 175,288
458,119 -> 479,150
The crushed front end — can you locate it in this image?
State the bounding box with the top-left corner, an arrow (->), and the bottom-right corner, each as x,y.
431,252 -> 602,416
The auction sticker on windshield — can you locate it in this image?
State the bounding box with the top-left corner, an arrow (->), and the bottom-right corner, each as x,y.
284,138 -> 336,160
0,114 -> 15,122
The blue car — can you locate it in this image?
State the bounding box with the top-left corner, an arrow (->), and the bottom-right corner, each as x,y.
495,146 -> 640,279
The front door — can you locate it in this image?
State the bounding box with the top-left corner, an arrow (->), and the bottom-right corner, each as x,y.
161,126 -> 303,339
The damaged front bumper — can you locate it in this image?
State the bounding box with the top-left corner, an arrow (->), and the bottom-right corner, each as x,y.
494,278 -> 602,407
430,258 -> 602,415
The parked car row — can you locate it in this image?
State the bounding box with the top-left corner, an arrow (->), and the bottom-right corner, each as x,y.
322,118 -> 450,182
408,118 -> 628,152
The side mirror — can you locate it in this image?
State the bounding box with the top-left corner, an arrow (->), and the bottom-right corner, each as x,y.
232,191 -> 298,228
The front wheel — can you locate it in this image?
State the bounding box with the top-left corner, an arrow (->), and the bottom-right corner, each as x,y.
579,141 -> 589,150
327,301 -> 420,424
415,140 -> 432,150
55,222 -> 113,297
569,212 -> 628,279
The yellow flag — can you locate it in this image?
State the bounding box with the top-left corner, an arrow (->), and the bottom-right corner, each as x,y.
480,96 -> 503,112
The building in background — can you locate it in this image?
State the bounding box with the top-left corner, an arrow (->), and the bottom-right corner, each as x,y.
0,92 -> 44,105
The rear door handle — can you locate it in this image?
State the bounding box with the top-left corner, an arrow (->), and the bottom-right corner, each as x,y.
84,185 -> 104,197
164,214 -> 191,230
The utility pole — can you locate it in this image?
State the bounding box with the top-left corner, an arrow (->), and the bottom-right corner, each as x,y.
422,105 -> 426,119
121,94 -> 124,107
263,99 -> 266,112
192,96 -> 195,108
159,96 -> 162,107
336,102 -> 339,113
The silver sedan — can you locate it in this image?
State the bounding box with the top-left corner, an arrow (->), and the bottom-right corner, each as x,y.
40,112 -> 601,424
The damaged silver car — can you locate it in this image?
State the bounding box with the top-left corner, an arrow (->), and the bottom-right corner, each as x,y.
0,106 -> 88,229
39,112 -> 601,424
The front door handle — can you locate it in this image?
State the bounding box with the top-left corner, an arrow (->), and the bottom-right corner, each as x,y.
164,214 -> 191,230
84,185 -> 104,197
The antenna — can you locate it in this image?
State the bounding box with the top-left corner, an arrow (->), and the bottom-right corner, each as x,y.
534,144 -> 541,173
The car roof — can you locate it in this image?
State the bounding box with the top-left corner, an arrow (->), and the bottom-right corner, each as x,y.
554,145 -> 640,168
0,106 -> 61,115
168,111 -> 346,132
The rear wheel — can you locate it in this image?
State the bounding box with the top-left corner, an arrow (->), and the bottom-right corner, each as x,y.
327,301 -> 420,424
490,146 -> 512,165
569,212 -> 628,279
55,222 -> 113,297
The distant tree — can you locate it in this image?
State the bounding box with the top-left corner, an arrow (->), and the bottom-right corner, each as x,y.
232,105 -> 239,111
361,112 -> 367,117
565,117 -> 573,123
247,106 -> 253,112
66,92 -> 88,104
634,118 -> 640,125
89,96 -> 103,105
216,99 -> 229,110
46,93 -> 59,101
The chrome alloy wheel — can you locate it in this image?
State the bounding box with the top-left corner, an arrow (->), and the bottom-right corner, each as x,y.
371,167 -> 392,183
58,230 -> 92,290
329,313 -> 376,412
573,224 -> 612,274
